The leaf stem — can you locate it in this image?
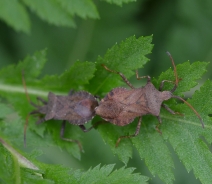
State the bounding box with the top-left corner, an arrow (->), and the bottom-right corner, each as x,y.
0,137 -> 39,170
0,83 -> 66,97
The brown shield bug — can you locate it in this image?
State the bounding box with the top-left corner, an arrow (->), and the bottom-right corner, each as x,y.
22,75 -> 99,151
95,52 -> 204,147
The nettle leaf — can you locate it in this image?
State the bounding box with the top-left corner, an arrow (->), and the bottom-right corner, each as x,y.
39,61 -> 96,91
157,61 -> 208,94
0,0 -> 136,33
0,108 -> 47,183
0,50 -> 96,159
56,0 -> 99,19
88,35 -> 153,164
22,0 -> 76,27
68,164 -> 148,184
102,0 -> 136,6
1,129 -> 147,183
88,35 -> 153,94
91,38 -> 210,183
161,80 -> 212,183
0,142 -> 18,183
97,122 -> 133,165
30,163 -> 148,184
97,58 -> 210,183
0,49 -> 47,84
0,0 -> 30,33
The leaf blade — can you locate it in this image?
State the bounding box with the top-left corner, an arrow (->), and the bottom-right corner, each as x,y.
88,35 -> 153,94
22,0 -> 76,27
0,0 -> 30,33
56,0 -> 99,19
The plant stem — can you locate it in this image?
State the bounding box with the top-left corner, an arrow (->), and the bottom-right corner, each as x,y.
0,137 -> 39,170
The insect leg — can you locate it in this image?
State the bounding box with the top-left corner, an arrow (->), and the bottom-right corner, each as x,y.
155,104 -> 185,133
135,70 -> 151,82
60,120 -> 83,151
115,116 -> 142,147
79,125 -> 93,132
37,96 -> 48,105
166,52 -> 179,90
36,118 -> 46,124
159,52 -> 180,92
102,64 -> 135,89
24,113 -> 30,147
162,104 -> 183,116
79,121 -> 105,132
24,111 -> 45,146
68,90 -> 75,96
159,80 -> 175,91
155,116 -> 163,134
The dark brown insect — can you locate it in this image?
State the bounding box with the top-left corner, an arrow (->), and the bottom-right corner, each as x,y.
22,76 -> 98,151
95,52 -> 204,147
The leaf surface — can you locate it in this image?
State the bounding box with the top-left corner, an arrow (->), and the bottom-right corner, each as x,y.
0,0 -> 30,33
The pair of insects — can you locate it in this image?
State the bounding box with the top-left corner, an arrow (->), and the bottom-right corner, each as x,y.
24,52 -> 204,150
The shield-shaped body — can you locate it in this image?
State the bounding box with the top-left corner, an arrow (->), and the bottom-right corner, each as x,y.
95,82 -> 172,126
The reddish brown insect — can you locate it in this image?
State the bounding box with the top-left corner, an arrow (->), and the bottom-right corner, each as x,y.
95,52 -> 204,147
22,75 -> 98,151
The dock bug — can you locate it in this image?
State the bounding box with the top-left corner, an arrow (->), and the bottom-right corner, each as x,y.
95,52 -> 204,147
22,74 -> 98,151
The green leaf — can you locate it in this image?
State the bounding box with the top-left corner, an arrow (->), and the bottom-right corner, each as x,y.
93,41 -> 209,183
87,35 -> 153,164
97,122 -> 133,165
132,62 -> 210,183
33,163 -> 149,184
39,61 -> 96,91
157,61 -> 208,94
88,35 -> 153,94
131,118 -> 175,184
102,0 -> 136,6
0,50 -> 96,159
1,33 -> 211,183
56,0 -> 99,19
22,0 -> 76,28
161,80 -> 212,183
68,164 -> 148,184
0,49 -> 47,84
0,0 -> 136,33
1,132 -> 147,183
0,144 -> 18,183
0,0 -> 30,33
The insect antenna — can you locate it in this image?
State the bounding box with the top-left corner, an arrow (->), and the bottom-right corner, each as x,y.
166,52 -> 204,128
172,95 -> 204,128
101,64 -> 135,89
166,51 -> 180,93
22,71 -> 31,147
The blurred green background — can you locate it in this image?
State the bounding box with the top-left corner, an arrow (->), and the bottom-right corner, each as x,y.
1,0 -> 212,183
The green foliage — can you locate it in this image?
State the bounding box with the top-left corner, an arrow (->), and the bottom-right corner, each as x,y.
0,49 -> 47,83
40,60 -> 97,91
102,0 -> 136,6
88,35 -> 153,95
0,0 -> 30,33
0,0 -> 134,33
0,49 -> 96,159
0,34 -> 212,184
22,0 -> 76,28
0,144 -> 20,184
157,61 -> 208,94
0,102 -> 147,183
89,36 -> 211,183
56,0 -> 99,19
129,62 -> 210,183
42,164 -> 148,184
